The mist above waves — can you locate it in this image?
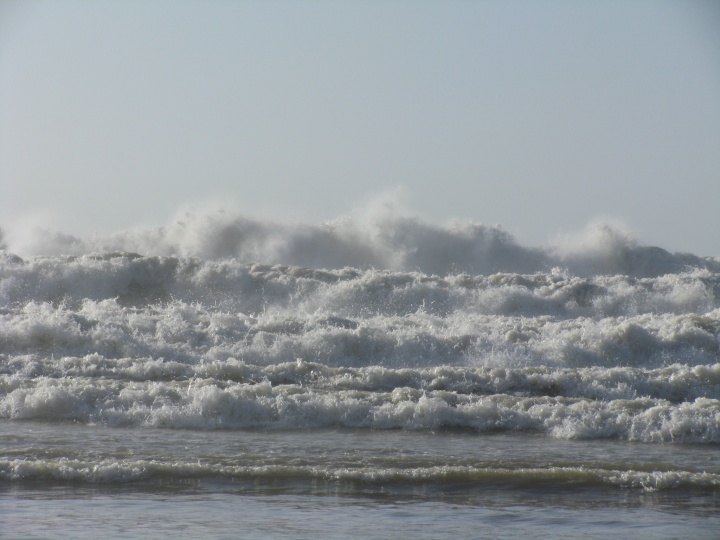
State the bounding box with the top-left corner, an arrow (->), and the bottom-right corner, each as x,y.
2,205 -> 717,278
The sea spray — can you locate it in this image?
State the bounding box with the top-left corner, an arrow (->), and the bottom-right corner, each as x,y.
4,208 -> 718,276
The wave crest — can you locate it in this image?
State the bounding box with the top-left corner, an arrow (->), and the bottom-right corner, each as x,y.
3,208 -> 718,277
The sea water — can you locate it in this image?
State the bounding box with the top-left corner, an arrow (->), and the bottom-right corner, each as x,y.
1,211 -> 719,538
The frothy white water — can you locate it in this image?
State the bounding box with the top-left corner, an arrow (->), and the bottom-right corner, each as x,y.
2,365 -> 719,441
2,256 -> 719,371
1,211 -> 719,472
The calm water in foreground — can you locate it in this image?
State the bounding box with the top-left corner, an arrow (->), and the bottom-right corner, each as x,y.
1,422 -> 718,539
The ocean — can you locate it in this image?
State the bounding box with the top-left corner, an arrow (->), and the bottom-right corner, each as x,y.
1,211 -> 719,538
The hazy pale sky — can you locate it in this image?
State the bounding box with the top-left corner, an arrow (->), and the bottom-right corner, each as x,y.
1,0 -> 719,255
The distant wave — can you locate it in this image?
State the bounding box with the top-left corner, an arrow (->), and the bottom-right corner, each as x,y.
2,207 -> 718,277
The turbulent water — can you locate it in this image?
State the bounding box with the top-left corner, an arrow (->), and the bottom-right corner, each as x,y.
1,211 -> 719,538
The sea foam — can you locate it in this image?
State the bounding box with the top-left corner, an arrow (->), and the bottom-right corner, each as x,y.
1,210 -> 719,445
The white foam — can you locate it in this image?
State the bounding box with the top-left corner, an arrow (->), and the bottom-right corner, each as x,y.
1,227 -> 719,445
2,364 -> 718,442
2,264 -> 719,370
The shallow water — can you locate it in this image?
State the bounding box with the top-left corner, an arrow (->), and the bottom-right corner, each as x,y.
1,422 -> 718,538
5,488 -> 718,539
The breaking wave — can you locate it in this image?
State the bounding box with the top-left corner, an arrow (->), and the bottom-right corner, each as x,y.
3,208 -> 718,277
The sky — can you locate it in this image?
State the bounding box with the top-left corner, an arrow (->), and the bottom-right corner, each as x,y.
1,0 -> 719,256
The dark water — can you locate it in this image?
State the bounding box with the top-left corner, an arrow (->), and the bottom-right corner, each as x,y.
1,422 -> 718,538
